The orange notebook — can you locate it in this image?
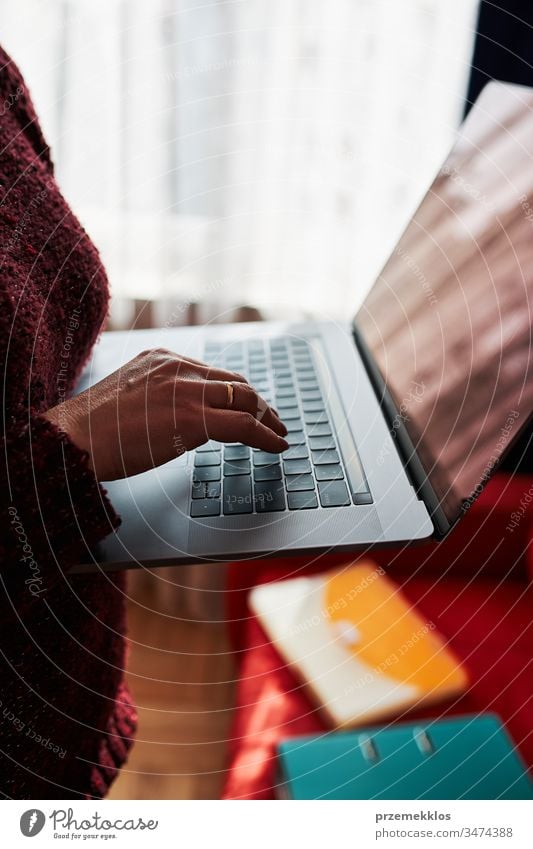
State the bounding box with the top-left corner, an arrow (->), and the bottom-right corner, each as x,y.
250,561 -> 467,728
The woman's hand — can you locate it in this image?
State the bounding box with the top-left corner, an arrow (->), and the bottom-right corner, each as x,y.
42,348 -> 288,480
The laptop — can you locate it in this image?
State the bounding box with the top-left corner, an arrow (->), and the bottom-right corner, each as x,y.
75,81 -> 533,571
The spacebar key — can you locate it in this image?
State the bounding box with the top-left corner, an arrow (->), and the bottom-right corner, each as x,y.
223,475 -> 253,514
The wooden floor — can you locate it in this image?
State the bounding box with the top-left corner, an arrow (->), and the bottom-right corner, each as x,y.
109,571 -> 236,800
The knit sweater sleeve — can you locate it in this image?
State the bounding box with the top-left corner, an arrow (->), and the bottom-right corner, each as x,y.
0,47 -> 121,598
2,412 -> 120,599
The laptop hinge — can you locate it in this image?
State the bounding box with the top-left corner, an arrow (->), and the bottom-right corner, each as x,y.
352,324 -> 451,539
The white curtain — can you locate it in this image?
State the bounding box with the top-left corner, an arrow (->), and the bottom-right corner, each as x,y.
0,0 -> 478,319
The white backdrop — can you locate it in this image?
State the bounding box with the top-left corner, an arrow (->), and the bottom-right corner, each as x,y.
0,0 -> 478,318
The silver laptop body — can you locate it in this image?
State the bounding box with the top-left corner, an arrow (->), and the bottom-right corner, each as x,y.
75,82 -> 533,571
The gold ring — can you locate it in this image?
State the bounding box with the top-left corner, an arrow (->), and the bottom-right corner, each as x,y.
225,382 -> 234,408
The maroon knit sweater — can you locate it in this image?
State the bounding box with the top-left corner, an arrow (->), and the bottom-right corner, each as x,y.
0,47 -> 136,798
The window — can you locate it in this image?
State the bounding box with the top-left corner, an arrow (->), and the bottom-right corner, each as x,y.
1,0 -> 478,317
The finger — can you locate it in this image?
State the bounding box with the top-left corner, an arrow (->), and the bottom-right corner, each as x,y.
203,365 -> 249,384
176,354 -> 249,384
204,381 -> 287,437
182,357 -> 248,383
142,350 -> 248,385
231,382 -> 288,436
206,409 -> 289,453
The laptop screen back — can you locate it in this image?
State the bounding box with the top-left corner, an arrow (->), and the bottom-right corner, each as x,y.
356,82 -> 533,524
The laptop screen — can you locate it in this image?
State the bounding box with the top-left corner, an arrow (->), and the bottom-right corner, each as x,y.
356,82 -> 533,524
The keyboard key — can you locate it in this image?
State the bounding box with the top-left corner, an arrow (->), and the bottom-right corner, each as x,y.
192,480 -> 206,499
288,491 -> 318,510
283,445 -> 309,461
194,451 -> 221,467
318,480 -> 350,507
193,467 -> 221,482
254,464 -> 282,482
312,449 -> 340,465
191,499 -> 221,517
224,460 -> 251,476
224,445 -> 250,461
304,411 -> 329,425
205,481 -> 221,498
253,451 -> 280,466
307,422 -> 332,437
309,435 -> 336,450
302,400 -> 325,413
286,474 -> 315,492
223,476 -> 253,514
285,418 -> 303,432
277,398 -> 299,411
300,390 -> 322,402
276,387 -> 296,399
278,398 -> 298,412
274,378 -> 294,388
315,464 -> 344,481
255,481 -> 286,512
272,368 -> 292,379
353,491 -> 373,505
279,406 -> 300,420
286,430 -> 306,446
196,441 -> 221,453
284,459 -> 312,475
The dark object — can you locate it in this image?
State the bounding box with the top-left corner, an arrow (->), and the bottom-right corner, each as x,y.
466,1 -> 533,115
223,475 -> 253,514
255,481 -> 286,512
287,491 -> 318,510
317,480 -> 350,508
190,499 -> 221,517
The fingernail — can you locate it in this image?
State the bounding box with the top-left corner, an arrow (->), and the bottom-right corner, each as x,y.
280,438 -> 289,450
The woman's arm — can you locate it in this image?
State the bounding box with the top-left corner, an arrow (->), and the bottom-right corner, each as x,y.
1,415 -> 119,602
42,347 -> 288,481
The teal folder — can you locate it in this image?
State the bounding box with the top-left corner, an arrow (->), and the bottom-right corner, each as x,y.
276,714 -> 533,800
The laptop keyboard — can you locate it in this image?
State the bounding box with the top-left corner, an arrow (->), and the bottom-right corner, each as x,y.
190,335 -> 372,517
